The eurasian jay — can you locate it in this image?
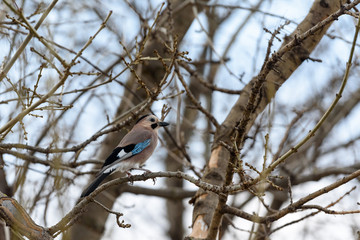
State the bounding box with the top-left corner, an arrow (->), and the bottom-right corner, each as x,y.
80,114 -> 169,198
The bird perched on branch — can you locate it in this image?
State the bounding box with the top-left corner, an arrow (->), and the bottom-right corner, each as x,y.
80,114 -> 169,198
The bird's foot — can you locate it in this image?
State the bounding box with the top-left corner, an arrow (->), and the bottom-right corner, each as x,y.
125,171 -> 134,185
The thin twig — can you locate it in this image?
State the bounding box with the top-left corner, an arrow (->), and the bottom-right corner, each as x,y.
174,61 -> 220,128
0,0 -> 59,82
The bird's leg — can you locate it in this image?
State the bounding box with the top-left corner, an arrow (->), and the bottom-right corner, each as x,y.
125,171 -> 135,185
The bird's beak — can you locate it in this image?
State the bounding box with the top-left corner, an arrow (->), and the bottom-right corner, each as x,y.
158,121 -> 169,127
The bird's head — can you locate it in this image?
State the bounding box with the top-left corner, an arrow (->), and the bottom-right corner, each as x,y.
136,114 -> 169,130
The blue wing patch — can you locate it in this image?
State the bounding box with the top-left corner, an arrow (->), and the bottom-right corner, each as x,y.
132,139 -> 151,154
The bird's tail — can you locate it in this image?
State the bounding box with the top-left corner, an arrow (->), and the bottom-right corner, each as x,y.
80,172 -> 111,198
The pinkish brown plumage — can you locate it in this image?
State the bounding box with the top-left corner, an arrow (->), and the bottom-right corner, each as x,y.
80,114 -> 169,198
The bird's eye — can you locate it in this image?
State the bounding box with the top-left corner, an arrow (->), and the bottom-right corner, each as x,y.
150,118 -> 156,122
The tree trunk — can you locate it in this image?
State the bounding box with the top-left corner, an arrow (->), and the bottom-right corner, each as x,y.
189,0 -> 346,238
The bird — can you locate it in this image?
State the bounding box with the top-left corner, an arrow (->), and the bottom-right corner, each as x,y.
80,114 -> 169,198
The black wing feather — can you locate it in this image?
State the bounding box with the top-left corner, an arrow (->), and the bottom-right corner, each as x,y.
102,147 -> 122,168
102,145 -> 136,168
123,143 -> 136,152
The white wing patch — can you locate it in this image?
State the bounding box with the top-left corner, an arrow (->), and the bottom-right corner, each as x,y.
117,149 -> 132,160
